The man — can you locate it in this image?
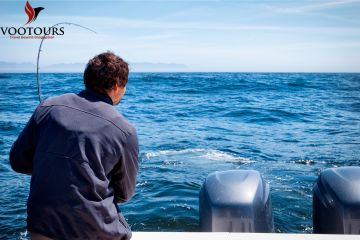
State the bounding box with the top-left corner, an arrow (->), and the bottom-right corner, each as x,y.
9,52 -> 138,240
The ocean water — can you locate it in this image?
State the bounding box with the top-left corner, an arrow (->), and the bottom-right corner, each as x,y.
0,72 -> 359,239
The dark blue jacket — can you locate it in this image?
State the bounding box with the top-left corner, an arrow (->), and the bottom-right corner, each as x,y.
9,89 -> 139,240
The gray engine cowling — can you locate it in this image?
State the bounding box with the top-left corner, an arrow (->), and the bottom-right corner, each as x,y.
313,166 -> 360,234
199,170 -> 273,232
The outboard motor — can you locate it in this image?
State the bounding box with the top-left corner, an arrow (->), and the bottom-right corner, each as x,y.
199,170 -> 273,232
313,166 -> 360,234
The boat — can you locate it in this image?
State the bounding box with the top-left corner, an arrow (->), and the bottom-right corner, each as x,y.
134,167 -> 360,239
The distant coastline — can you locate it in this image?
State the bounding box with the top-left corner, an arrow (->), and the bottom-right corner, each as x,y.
0,61 -> 188,73
1,62 -> 359,74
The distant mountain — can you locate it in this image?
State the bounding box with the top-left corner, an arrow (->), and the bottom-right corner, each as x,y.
43,63 -> 86,72
0,61 -> 188,73
0,61 -> 36,72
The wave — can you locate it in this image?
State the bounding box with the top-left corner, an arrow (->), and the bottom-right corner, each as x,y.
144,148 -> 253,163
222,108 -> 311,124
0,74 -> 11,79
294,159 -> 316,165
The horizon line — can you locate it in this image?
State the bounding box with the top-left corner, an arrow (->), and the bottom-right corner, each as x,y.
1,71 -> 359,74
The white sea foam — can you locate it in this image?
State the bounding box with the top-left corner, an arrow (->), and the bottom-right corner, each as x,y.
145,148 -> 203,158
144,148 -> 253,163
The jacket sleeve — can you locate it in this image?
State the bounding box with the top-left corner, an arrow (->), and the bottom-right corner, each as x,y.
112,128 -> 139,203
9,109 -> 39,175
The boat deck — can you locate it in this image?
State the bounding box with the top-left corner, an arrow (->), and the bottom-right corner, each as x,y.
132,232 -> 360,240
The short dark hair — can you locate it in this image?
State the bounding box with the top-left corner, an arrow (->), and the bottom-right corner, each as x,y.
84,51 -> 129,93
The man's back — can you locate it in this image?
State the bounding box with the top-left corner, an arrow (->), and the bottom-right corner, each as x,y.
10,89 -> 138,240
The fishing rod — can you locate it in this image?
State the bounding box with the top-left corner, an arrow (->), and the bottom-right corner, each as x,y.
36,22 -> 97,102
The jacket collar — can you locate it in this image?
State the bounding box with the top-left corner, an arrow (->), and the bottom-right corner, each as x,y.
80,88 -> 113,105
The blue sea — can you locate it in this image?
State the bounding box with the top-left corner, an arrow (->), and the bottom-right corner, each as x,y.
0,72 -> 359,239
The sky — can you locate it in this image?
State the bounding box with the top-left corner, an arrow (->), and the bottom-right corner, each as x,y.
0,0 -> 360,72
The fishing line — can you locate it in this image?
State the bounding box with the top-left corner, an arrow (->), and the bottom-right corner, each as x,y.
36,22 -> 96,102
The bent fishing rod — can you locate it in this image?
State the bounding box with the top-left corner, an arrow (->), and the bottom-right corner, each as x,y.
36,22 -> 96,102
